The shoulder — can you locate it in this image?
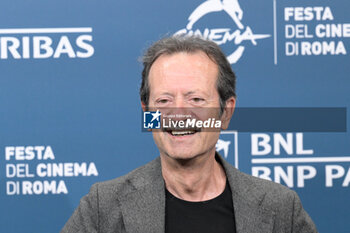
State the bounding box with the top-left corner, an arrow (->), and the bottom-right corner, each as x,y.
221,158 -> 317,232
92,157 -> 162,199
60,157 -> 162,232
220,154 -> 297,211
230,167 -> 298,207
235,166 -> 293,193
219,154 -> 295,204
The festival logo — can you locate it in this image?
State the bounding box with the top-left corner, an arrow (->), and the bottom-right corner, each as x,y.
175,0 -> 270,63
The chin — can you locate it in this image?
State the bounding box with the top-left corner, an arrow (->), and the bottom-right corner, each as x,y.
169,154 -> 196,161
163,149 -> 205,162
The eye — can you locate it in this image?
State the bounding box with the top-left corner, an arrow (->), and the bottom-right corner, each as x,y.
192,97 -> 204,103
156,99 -> 170,104
190,97 -> 206,106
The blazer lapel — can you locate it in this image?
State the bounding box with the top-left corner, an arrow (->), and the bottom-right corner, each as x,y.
119,158 -> 165,233
219,154 -> 276,233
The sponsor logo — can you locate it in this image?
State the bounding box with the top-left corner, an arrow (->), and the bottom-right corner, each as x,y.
250,133 -> 350,188
0,27 -> 94,59
216,139 -> 231,159
176,0 -> 270,63
218,131 -> 238,168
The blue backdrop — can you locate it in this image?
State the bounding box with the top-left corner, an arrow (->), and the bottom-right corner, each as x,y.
0,0 -> 349,232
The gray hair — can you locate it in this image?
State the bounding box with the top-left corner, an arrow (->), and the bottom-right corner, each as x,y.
140,35 -> 236,113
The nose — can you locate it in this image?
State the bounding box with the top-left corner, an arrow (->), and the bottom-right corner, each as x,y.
172,97 -> 192,119
174,97 -> 187,109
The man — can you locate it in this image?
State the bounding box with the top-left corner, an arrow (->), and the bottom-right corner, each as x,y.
61,36 -> 317,233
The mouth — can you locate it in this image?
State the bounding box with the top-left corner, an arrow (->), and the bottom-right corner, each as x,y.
169,130 -> 196,136
164,128 -> 201,137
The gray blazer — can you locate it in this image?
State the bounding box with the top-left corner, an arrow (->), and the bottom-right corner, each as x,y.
61,155 -> 317,233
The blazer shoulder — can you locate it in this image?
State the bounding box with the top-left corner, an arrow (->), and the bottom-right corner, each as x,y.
235,170 -> 317,232
231,166 -> 298,208
94,157 -> 161,198
237,167 -> 294,196
220,155 -> 295,205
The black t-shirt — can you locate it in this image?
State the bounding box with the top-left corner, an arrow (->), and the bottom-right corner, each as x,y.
165,181 -> 236,233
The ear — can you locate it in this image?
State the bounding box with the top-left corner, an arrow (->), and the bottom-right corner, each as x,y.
141,101 -> 147,112
221,97 -> 236,130
141,101 -> 153,132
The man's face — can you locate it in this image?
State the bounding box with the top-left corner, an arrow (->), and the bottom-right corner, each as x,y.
145,51 -> 232,160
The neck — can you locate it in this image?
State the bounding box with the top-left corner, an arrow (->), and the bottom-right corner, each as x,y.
161,151 -> 226,202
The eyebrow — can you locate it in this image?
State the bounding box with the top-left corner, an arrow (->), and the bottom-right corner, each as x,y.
154,90 -> 205,97
184,90 -> 208,97
185,91 -> 197,95
156,92 -> 173,97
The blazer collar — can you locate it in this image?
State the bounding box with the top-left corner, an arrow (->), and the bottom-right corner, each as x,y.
119,155 -> 275,233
